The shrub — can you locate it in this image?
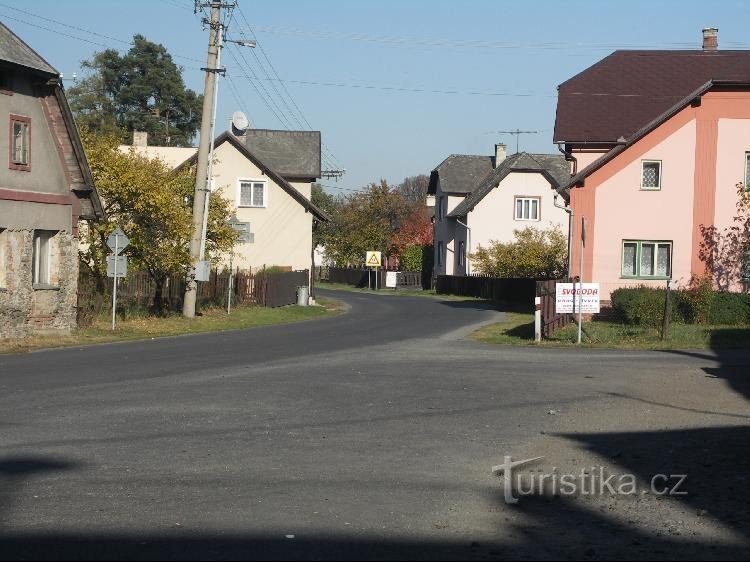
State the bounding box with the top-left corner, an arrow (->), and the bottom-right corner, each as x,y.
611,285 -> 750,327
399,244 -> 425,272
472,226 -> 567,278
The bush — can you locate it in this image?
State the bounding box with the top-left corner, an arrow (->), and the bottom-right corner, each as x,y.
399,245 -> 425,272
611,285 -> 750,327
472,226 -> 567,279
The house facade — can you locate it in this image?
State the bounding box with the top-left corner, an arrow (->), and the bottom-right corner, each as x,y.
555,28 -> 750,299
0,23 -> 103,338
125,129 -> 327,272
429,144 -> 570,276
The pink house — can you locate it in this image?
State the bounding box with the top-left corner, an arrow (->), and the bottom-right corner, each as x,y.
555,28 -> 750,299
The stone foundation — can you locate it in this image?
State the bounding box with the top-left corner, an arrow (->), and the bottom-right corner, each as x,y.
0,229 -> 79,338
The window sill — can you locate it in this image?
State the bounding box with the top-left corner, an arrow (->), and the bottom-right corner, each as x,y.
9,164 -> 31,172
639,187 -> 662,191
237,205 -> 266,209
620,276 -> 671,281
32,284 -> 60,291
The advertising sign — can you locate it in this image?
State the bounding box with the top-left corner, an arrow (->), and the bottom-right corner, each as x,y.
555,283 -> 601,314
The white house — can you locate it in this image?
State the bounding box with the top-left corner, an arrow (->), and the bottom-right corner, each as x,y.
121,129 -> 328,272
429,144 -> 571,276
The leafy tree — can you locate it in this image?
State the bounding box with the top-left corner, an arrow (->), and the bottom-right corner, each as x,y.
390,207 -> 433,256
699,182 -> 750,291
68,35 -> 202,146
472,226 -> 567,278
80,130 -> 236,311
324,180 -> 408,266
311,183 -> 339,248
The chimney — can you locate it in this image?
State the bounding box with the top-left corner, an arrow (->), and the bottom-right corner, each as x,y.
494,143 -> 507,168
133,131 -> 148,147
702,27 -> 718,51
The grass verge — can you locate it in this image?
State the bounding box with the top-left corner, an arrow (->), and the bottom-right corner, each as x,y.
472,313 -> 750,350
0,297 -> 344,355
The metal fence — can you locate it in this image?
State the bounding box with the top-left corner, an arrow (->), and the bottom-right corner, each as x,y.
326,267 -> 424,290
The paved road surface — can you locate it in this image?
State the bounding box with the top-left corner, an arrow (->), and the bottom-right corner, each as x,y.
0,289 -> 748,560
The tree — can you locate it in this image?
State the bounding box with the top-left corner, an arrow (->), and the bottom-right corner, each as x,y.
397,174 -> 430,206
324,181 -> 409,266
699,182 -> 750,290
80,130 -> 236,311
311,183 -> 339,248
68,35 -> 202,146
472,227 -> 567,278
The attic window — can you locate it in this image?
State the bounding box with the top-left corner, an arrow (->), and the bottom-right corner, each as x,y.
0,72 -> 11,94
9,115 -> 31,171
641,160 -> 661,190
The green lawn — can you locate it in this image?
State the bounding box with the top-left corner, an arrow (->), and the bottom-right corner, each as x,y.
0,297 -> 344,355
472,313 -> 750,350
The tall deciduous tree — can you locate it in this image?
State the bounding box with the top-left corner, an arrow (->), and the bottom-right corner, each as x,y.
68,35 -> 202,146
397,174 -> 430,206
80,130 -> 236,311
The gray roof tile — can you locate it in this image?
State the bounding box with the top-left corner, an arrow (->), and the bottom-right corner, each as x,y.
244,129 -> 321,179
0,21 -> 58,75
428,154 -> 494,194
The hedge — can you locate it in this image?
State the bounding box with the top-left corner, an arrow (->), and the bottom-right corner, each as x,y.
610,286 -> 750,327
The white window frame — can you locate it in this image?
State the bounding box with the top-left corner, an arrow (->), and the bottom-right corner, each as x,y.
640,160 -> 662,190
514,197 -> 540,221
32,230 -> 55,286
0,228 -> 7,289
237,179 -> 268,208
622,240 -> 672,279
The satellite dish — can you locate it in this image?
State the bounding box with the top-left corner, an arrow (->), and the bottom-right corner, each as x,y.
231,111 -> 249,133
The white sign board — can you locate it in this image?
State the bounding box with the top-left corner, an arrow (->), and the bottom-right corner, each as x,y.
366,251 -> 382,268
386,271 -> 398,288
106,255 -> 127,278
106,227 -> 130,255
555,283 -> 601,314
195,260 -> 211,282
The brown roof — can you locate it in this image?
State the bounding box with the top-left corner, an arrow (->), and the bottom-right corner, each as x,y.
554,50 -> 750,144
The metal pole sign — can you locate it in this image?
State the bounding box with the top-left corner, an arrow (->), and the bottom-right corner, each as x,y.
577,217 -> 587,345
106,227 -> 130,331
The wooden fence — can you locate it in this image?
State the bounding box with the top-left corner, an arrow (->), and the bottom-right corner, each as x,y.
435,275 -> 536,302
536,279 -> 574,338
78,268 -> 309,322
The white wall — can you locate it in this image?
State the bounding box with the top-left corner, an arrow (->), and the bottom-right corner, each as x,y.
465,172 -> 569,273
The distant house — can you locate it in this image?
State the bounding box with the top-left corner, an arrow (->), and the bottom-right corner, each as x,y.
555,28 -> 750,299
123,128 -> 328,272
0,23 -> 104,338
428,143 -> 570,276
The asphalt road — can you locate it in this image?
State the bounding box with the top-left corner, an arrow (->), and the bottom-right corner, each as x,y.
0,289 -> 748,561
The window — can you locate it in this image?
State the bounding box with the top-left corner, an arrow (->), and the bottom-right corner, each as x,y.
32,230 -> 55,286
0,229 -> 6,288
9,115 -> 31,170
641,160 -> 661,190
436,196 -> 444,220
515,197 -> 540,221
458,241 -> 465,267
622,240 -> 672,279
437,241 -> 443,266
742,248 -> 750,283
238,180 -> 266,208
744,153 -> 750,191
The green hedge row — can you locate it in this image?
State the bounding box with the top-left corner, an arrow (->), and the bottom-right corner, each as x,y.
610,286 -> 750,326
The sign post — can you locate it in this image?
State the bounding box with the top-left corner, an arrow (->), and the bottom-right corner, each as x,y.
106,227 -> 130,331
366,251 -> 382,290
577,217 -> 587,345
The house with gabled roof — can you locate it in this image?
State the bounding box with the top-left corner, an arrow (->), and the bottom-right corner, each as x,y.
123,128 -> 328,273
556,28 -> 750,298
428,143 -> 570,276
0,22 -> 104,337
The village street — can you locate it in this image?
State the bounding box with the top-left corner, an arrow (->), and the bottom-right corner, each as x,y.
0,290 -> 747,560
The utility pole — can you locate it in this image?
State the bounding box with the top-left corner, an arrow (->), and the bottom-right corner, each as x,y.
183,2 -> 223,318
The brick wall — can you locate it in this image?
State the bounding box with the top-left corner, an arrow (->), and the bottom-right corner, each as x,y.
0,229 -> 78,338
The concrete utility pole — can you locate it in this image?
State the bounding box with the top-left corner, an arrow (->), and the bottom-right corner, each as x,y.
184,2 -> 223,318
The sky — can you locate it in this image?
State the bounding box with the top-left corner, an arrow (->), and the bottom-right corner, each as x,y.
3,0 -> 750,194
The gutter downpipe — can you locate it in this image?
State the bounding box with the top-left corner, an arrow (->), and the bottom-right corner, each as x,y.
456,218 -> 471,276
554,194 -> 574,279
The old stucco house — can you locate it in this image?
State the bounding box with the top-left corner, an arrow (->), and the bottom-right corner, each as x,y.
429,143 -> 570,276
0,23 -> 103,337
121,128 -> 328,272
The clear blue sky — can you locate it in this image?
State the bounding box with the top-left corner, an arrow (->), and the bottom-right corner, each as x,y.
4,0 -> 750,193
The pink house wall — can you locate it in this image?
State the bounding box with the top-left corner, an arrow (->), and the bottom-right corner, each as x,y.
569,90 -> 750,299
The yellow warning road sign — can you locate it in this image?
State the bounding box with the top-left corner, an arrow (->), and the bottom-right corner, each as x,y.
366,251 -> 382,268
